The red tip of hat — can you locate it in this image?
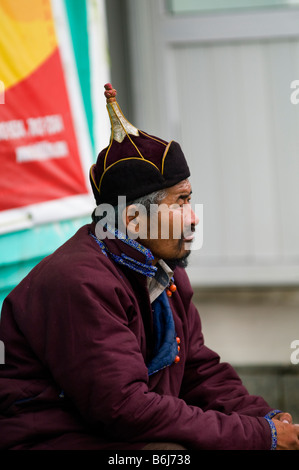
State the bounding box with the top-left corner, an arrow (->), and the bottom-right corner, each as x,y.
104,83 -> 117,103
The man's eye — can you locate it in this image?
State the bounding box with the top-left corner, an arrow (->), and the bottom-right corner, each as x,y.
178,197 -> 191,205
169,203 -> 182,210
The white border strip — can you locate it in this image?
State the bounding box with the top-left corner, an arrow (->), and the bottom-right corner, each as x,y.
50,0 -> 94,189
0,194 -> 94,235
187,265 -> 299,286
87,0 -> 111,152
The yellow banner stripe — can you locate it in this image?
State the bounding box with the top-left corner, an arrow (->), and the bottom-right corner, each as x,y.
0,0 -> 57,91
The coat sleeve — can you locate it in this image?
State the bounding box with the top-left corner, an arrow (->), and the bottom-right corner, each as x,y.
179,300 -> 277,418
35,265 -> 274,450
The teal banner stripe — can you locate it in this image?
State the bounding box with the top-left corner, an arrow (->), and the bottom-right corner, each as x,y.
0,1 -> 95,312
64,0 -> 95,151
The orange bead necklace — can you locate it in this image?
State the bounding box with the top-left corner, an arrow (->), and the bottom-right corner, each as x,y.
166,277 -> 177,297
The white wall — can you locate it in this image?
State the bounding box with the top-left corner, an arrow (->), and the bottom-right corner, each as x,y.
193,287 -> 299,365
126,0 -> 299,287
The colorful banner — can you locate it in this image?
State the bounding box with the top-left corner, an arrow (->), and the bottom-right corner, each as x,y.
0,0 -> 91,215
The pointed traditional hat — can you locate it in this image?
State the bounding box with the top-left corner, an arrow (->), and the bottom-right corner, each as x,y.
90,84 -> 190,206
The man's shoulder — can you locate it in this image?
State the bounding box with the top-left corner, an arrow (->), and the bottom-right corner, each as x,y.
22,224 -> 122,289
172,266 -> 194,305
173,266 -> 192,287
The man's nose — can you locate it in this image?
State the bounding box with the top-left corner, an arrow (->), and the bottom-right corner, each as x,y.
183,205 -> 199,228
191,207 -> 199,227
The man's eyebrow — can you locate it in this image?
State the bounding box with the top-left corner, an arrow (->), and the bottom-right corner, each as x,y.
176,190 -> 192,200
178,191 -> 192,199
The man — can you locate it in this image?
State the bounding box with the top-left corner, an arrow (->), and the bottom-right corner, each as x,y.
0,84 -> 298,450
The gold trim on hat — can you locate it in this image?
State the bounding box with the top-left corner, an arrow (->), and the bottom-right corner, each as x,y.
161,140 -> 173,176
139,130 -> 167,147
104,102 -> 144,171
98,157 -> 160,195
91,84 -> 170,197
107,100 -> 139,144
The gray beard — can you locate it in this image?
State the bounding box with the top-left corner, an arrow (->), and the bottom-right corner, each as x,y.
166,251 -> 191,269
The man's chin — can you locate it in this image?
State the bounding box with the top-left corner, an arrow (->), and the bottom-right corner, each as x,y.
166,251 -> 191,269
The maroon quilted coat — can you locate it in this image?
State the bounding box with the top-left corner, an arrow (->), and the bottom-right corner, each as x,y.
0,223 -> 276,450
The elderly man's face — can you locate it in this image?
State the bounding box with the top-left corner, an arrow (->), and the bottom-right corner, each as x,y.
128,180 -> 199,265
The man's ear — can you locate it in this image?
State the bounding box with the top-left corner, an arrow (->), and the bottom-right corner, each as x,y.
125,204 -> 140,234
125,204 -> 148,238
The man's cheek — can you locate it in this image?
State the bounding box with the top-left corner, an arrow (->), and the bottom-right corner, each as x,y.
168,210 -> 184,241
157,212 -> 171,239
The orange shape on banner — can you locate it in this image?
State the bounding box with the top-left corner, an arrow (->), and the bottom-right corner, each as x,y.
0,0 -> 57,91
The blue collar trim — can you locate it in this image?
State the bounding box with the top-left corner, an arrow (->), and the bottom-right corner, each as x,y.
147,290 -> 179,376
90,227 -> 157,278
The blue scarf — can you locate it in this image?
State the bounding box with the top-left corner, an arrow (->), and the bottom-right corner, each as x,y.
90,227 -> 179,376
90,227 -> 157,277
147,290 -> 179,376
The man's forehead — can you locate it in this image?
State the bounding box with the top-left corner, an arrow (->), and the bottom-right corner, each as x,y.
167,179 -> 192,196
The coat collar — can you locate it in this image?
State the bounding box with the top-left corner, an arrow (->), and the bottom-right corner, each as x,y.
90,222 -> 157,278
